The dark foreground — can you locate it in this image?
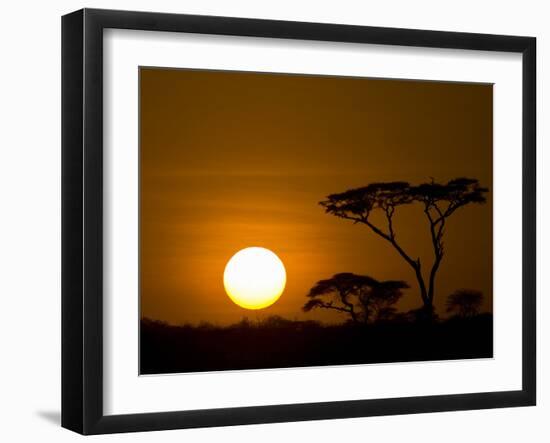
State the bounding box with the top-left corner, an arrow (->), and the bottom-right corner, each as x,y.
140,314 -> 493,374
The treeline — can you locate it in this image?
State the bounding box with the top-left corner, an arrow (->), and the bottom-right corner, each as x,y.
140,313 -> 493,374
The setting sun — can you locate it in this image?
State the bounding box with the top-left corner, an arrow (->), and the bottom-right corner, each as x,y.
223,247 -> 286,310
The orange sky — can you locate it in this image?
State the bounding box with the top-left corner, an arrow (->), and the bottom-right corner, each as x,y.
140,67 -> 493,325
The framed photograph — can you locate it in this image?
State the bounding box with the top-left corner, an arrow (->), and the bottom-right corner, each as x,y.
62,8 -> 536,435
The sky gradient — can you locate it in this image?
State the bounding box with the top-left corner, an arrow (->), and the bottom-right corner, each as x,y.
140,67 -> 493,325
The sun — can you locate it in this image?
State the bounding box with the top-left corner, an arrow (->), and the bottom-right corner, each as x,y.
223,247 -> 286,310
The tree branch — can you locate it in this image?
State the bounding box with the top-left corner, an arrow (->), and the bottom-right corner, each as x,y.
312,300 -> 358,322
361,216 -> 418,269
338,290 -> 358,322
385,205 -> 396,240
360,215 -> 429,305
422,201 -> 446,303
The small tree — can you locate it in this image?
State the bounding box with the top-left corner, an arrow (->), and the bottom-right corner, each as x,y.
320,178 -> 488,318
360,280 -> 409,323
303,273 -> 407,324
446,289 -> 483,318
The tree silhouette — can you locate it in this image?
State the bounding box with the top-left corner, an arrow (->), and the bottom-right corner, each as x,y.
446,289 -> 483,318
320,178 -> 488,318
361,280 -> 409,323
303,273 -> 407,324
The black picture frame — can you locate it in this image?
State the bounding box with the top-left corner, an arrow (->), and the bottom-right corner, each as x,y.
62,8 -> 536,435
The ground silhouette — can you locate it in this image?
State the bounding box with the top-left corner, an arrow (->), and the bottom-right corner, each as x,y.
140,313 -> 493,374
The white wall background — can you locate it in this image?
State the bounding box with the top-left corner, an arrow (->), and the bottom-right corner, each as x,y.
0,0 -> 546,441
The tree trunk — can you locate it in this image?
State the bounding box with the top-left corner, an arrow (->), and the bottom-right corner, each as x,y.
422,299 -> 435,322
412,263 -> 435,322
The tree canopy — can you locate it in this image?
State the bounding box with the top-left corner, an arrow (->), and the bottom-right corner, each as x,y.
446,289 -> 484,318
303,273 -> 408,324
320,178 -> 487,223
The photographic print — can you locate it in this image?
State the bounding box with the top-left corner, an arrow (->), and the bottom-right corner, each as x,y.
139,68 -> 493,375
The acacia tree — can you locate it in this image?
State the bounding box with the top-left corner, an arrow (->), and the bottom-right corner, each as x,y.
446,289 -> 483,318
303,273 -> 407,324
320,178 -> 488,318
360,280 -> 409,323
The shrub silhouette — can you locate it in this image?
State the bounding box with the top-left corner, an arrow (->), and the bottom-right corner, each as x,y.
446,289 -> 484,318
